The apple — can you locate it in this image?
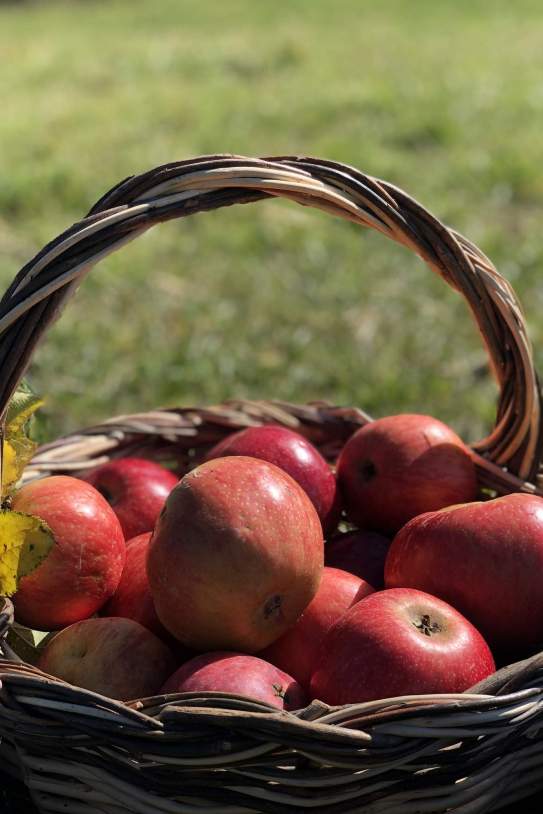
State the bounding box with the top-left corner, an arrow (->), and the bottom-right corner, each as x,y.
161,651 -> 307,710
385,493 -> 543,654
12,476 -> 125,630
310,588 -> 495,705
101,532 -> 164,637
325,529 -> 390,589
147,456 -> 324,653
260,566 -> 373,688
336,414 -> 478,535
37,616 -> 175,700
101,532 -> 196,665
204,425 -> 340,533
83,457 -> 178,540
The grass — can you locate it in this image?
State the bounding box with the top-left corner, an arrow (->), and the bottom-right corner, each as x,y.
1,0 -> 543,445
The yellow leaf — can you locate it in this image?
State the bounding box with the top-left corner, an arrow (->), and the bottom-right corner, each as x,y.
5,380 -> 44,435
2,436 -> 37,493
0,511 -> 54,597
2,380 -> 44,495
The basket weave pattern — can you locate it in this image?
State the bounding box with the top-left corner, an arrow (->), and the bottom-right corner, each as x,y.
0,155 -> 542,812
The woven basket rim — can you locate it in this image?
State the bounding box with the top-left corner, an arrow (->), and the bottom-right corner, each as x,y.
0,154 -> 542,489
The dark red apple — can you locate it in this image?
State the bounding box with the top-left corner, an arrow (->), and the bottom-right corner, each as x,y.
325,529 -> 390,589
260,566 -> 373,688
337,414 -> 478,534
38,616 -> 176,700
205,425 -> 340,533
385,494 -> 543,654
83,457 -> 178,540
147,456 -> 324,653
12,476 -> 125,630
161,651 -> 307,710
310,588 -> 495,705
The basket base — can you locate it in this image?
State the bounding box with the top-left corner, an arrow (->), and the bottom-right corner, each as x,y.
1,769 -> 36,814
2,772 -> 542,814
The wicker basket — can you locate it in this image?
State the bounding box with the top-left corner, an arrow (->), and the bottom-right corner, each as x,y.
1,155 -> 543,814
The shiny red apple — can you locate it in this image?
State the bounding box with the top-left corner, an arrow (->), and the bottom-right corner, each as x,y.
385,493 -> 543,654
161,651 -> 307,710
83,457 -> 178,540
38,616 -> 176,700
325,529 -> 390,589
205,425 -> 340,533
12,476 -> 125,630
337,414 -> 478,534
147,456 -> 324,653
260,566 -> 373,689
310,588 -> 495,705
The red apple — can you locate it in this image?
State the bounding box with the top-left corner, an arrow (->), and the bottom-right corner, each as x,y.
385,494 -> 543,654
161,651 -> 307,710
147,456 -> 324,652
101,533 -> 195,664
101,532 -> 164,637
83,457 -> 178,540
260,566 -> 373,688
310,588 -> 495,705
38,616 -> 175,700
325,529 -> 390,589
205,425 -> 340,533
336,415 -> 477,535
12,476 -> 125,630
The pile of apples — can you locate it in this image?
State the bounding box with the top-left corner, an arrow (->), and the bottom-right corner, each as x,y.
11,414 -> 543,708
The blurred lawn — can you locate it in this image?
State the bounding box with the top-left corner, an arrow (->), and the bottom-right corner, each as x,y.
1,0 -> 543,444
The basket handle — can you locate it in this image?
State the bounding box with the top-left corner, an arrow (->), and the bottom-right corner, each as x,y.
0,154 -> 541,489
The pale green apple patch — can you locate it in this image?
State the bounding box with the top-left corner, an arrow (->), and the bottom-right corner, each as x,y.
6,621 -> 52,665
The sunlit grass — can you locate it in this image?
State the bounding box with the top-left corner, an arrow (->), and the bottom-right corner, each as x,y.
1,0 -> 542,445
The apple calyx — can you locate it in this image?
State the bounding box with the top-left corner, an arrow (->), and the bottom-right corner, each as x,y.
412,613 -> 442,637
272,682 -> 285,699
263,594 -> 283,620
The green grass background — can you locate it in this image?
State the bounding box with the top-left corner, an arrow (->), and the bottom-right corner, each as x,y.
1,0 -> 543,444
